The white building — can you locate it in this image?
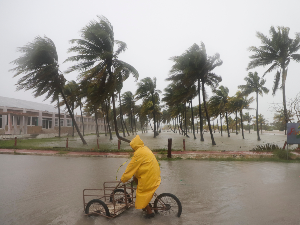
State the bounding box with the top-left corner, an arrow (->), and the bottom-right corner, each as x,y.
0,96 -> 106,136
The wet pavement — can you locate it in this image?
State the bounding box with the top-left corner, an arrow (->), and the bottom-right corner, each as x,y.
1,155 -> 300,224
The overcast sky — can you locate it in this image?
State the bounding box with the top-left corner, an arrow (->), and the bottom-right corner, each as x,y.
1,0 -> 300,123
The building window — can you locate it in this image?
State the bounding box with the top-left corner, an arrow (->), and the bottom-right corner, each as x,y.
17,116 -> 20,125
28,117 -> 31,125
0,115 -> 2,128
67,119 -> 72,127
42,120 -> 47,129
60,119 -> 64,127
55,118 -> 58,126
32,117 -> 38,126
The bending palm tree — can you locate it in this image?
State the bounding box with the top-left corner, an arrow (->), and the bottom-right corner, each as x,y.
168,43 -> 222,144
65,16 -> 138,143
238,72 -> 269,141
247,26 -> 300,133
209,86 -> 230,137
135,77 -> 161,138
10,36 -> 87,144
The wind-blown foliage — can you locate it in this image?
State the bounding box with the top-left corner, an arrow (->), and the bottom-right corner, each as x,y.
136,77 -> 161,138
247,26 -> 300,129
65,16 -> 138,143
238,72 -> 269,141
10,36 -> 87,144
168,43 -> 222,145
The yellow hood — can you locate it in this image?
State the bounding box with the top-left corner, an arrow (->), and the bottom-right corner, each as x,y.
130,135 -> 144,151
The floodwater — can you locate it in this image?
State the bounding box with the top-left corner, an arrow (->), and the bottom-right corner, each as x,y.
37,130 -> 289,151
1,155 -> 300,224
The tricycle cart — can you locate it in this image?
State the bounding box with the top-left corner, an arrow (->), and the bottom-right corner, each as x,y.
83,180 -> 182,218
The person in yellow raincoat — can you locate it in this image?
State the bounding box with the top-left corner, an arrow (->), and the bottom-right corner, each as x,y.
121,135 -> 161,218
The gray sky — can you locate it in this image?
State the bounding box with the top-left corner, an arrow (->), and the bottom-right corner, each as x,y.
1,0 -> 300,123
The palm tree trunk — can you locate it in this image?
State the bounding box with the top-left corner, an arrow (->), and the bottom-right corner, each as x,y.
111,93 -> 131,143
119,92 -> 126,137
60,90 -> 87,145
104,114 -> 107,136
191,100 -> 196,139
184,103 -> 188,137
202,82 -> 216,145
130,109 -> 133,135
94,108 -> 99,138
152,94 -> 156,138
123,118 -> 130,136
220,114 -> 223,136
105,101 -> 112,140
240,110 -> 244,139
80,103 -> 84,136
248,118 -> 251,134
282,67 -> 288,135
256,92 -> 261,141
57,98 -> 61,138
226,112 -> 230,137
72,103 -> 74,137
198,79 -> 204,141
235,110 -> 238,135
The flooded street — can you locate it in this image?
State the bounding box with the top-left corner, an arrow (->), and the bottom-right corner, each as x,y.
38,130 -> 288,152
1,155 -> 300,224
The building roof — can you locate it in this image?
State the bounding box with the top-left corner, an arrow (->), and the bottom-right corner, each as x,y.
0,96 -> 57,113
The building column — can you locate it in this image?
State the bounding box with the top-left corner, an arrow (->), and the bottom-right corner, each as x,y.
23,108 -> 27,134
13,115 -> 17,134
63,113 -> 66,127
52,112 -> 55,129
7,113 -> 12,134
38,111 -> 42,127
2,106 -> 7,130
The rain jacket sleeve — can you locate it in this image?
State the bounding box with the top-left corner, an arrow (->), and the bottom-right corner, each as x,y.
121,152 -> 143,183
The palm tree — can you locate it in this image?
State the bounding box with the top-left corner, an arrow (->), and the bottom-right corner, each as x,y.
60,80 -> 78,137
163,81 -> 197,138
122,91 -> 135,135
135,77 -> 161,138
209,86 -> 230,137
168,43 -> 222,145
65,16 -> 138,143
238,72 -> 269,141
243,112 -> 252,133
247,26 -> 300,132
10,36 -> 87,144
229,91 -> 254,139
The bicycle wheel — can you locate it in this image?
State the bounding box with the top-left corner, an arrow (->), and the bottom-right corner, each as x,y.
153,193 -> 182,217
109,189 -> 132,203
85,199 -> 110,217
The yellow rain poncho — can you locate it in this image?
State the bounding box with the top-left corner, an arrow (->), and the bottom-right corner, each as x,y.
121,135 -> 161,209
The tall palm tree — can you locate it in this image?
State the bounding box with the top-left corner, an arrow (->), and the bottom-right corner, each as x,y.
10,36 -> 87,144
163,81 -> 197,138
65,16 -> 138,143
247,26 -> 300,131
60,80 -> 78,137
209,86 -> 230,137
243,112 -> 252,133
135,77 -> 161,138
229,91 -> 254,139
168,43 -> 222,145
122,91 -> 135,135
238,72 -> 269,141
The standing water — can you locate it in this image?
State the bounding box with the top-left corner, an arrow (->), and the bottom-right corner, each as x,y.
0,155 -> 300,224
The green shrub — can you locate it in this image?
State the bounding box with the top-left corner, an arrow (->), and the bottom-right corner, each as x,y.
273,149 -> 293,160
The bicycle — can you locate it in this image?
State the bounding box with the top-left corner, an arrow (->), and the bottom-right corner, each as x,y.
83,180 -> 182,218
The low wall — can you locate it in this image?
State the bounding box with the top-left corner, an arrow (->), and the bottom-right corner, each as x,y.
27,126 -> 42,134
